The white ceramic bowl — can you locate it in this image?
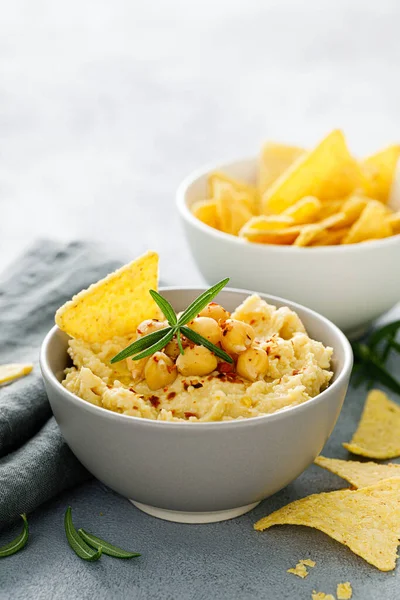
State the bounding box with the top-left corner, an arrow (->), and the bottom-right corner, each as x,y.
177,157 -> 400,336
40,287 -> 352,524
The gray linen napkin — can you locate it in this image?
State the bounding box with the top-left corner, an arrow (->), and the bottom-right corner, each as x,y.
0,240 -> 122,528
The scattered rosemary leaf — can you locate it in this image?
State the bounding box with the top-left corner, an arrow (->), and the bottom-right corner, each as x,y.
0,514 -> 29,558
78,529 -> 140,559
64,507 -> 102,562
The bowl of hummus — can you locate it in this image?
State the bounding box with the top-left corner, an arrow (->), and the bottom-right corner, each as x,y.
40,255 -> 352,523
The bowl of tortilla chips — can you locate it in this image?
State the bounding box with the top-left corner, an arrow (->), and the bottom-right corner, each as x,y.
177,129 -> 400,335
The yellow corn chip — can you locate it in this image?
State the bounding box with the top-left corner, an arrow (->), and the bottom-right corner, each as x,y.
312,592 -> 335,600
310,227 -> 349,246
283,196 -> 321,224
258,142 -> 305,194
294,214 -> 345,247
331,195 -> 369,229
315,455 -> 400,488
362,145 -> 400,202
191,199 -> 219,229
262,130 -> 361,214
208,172 -> 258,212
0,363 -> 33,385
343,389 -> 400,459
386,211 -> 400,234
317,199 -> 345,220
337,582 -> 352,600
55,251 -> 161,343
342,200 -> 392,244
214,185 -> 253,235
301,558 -> 316,567
240,215 -> 295,231
255,477 -> 400,571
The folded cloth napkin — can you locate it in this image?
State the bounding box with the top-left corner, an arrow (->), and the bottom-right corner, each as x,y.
0,240 -> 122,529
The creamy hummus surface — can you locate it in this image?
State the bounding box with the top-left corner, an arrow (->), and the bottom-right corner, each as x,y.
62,295 -> 333,422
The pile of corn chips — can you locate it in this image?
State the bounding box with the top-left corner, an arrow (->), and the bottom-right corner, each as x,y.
192,130 -> 400,246
255,389 -> 400,573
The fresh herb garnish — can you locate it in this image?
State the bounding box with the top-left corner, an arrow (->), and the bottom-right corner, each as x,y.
0,514 -> 29,558
352,320 -> 400,395
78,529 -> 140,559
64,507 -> 102,562
111,278 -> 233,364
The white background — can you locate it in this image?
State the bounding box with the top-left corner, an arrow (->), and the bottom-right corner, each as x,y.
1,0 -> 400,283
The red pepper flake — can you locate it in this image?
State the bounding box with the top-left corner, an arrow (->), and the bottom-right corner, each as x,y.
217,361 -> 235,374
250,318 -> 256,325
129,388 -> 136,393
274,355 -> 281,360
167,391 -> 176,400
148,395 -> 160,408
183,381 -> 189,391
184,412 -> 197,419
191,382 -> 203,389
292,369 -> 300,375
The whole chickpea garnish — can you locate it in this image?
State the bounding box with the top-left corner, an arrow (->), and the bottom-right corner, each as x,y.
144,351 -> 177,390
220,319 -> 255,354
199,302 -> 230,322
187,317 -> 221,345
176,345 -> 218,377
236,347 -> 269,381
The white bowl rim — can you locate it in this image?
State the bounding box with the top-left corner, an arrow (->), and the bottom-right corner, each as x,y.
176,156 -> 400,253
40,285 -> 353,430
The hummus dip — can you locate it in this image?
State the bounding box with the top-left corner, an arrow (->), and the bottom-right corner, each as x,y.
63,295 -> 333,422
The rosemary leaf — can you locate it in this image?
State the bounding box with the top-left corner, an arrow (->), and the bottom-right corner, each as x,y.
64,507 -> 102,562
177,278 -> 230,326
110,328 -> 171,363
78,529 -> 140,559
128,328 -> 175,361
0,514 -> 29,558
149,290 -> 177,326
181,326 -> 233,363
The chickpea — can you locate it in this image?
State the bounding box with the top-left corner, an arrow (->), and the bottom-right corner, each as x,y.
220,319 -> 255,354
144,352 -> 177,391
164,337 -> 180,360
126,356 -> 148,381
199,302 -> 230,322
187,317 -> 221,345
236,347 -> 269,381
176,345 -> 218,377
136,319 -> 167,337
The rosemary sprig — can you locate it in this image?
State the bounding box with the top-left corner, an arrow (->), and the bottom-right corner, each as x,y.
64,507 -> 102,562
78,529 -> 141,559
352,320 -> 400,396
0,514 -> 29,558
111,278 -> 233,364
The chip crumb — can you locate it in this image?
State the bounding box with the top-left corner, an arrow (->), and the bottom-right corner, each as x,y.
300,558 -> 316,568
337,582 -> 352,600
312,592 -> 335,600
0,363 -> 33,385
287,563 -> 308,578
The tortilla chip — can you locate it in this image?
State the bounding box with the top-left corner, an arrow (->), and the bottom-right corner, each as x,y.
214,186 -> 253,235
254,477 -> 400,571
301,558 -> 316,567
362,145 -> 400,202
337,582 -> 353,600
262,130 -> 361,214
191,199 -> 219,229
317,199 -> 345,220
208,172 -> 258,212
310,227 -> 349,246
258,142 -> 305,194
294,214 -> 345,247
343,389 -> 400,459
331,195 -> 369,229
55,251 -> 161,343
0,363 -> 33,385
386,211 -> 400,234
342,200 -> 392,244
312,593 -> 335,600
283,196 -> 321,224
315,455 -> 400,488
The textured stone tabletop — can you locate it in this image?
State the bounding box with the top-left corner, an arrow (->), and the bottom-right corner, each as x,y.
1,1 -> 400,598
